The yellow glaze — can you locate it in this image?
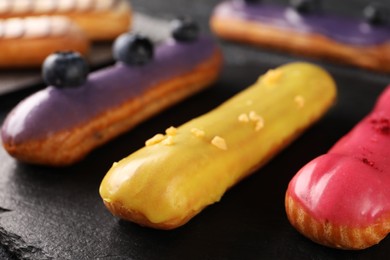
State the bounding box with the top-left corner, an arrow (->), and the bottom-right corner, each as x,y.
99,62 -> 337,229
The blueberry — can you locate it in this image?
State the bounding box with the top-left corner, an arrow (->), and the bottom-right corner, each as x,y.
290,0 -> 319,13
113,33 -> 154,66
171,17 -> 199,42
42,51 -> 89,88
363,4 -> 384,25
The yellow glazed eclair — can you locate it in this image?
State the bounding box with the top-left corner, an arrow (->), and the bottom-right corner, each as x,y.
99,62 -> 337,229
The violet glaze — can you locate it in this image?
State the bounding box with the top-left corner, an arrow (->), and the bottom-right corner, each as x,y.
1,36 -> 218,144
213,0 -> 390,46
287,85 -> 390,227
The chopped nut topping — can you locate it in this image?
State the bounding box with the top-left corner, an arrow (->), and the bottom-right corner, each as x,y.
255,119 -> 265,131
262,69 -> 283,86
239,111 -> 265,131
145,133 -> 165,146
191,128 -> 205,137
238,113 -> 249,122
165,126 -> 177,136
162,136 -> 174,145
249,111 -> 262,122
294,95 -> 305,108
211,136 -> 228,150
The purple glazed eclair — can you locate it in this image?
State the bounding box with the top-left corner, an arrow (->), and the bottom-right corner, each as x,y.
1,19 -> 222,166
210,0 -> 390,72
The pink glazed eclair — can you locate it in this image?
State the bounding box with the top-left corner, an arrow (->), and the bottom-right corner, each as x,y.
286,85 -> 390,249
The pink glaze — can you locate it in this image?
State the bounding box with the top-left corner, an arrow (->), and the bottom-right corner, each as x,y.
288,85 -> 390,227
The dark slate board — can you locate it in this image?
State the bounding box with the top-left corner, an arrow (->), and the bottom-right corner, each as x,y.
1,0 -> 390,259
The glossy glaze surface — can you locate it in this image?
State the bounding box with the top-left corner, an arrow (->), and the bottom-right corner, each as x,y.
213,0 -> 390,45
1,36 -> 217,144
100,62 -> 336,228
288,85 -> 390,227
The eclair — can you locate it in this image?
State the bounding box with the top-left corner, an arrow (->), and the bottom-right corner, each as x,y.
0,0 -> 131,41
210,0 -> 390,72
0,16 -> 89,68
1,18 -> 222,166
99,62 -> 337,230
286,85 -> 390,250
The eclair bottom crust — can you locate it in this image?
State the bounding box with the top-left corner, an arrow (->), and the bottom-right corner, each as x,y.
285,194 -> 390,249
2,51 -> 222,166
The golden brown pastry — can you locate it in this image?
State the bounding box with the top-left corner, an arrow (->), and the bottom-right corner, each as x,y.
0,16 -> 89,68
0,0 -> 131,41
99,62 -> 337,229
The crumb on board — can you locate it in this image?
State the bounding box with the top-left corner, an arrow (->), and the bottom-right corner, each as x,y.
145,133 -> 165,146
211,136 -> 227,150
191,127 -> 205,137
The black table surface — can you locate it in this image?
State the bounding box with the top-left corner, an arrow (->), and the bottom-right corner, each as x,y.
1,0 -> 390,259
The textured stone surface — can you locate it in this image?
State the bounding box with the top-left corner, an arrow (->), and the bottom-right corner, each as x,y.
1,0 -> 390,259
